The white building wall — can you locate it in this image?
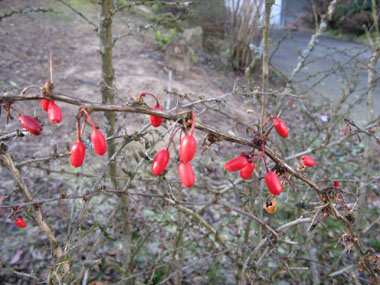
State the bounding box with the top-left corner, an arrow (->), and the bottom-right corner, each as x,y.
225,0 -> 283,26
271,0 -> 283,26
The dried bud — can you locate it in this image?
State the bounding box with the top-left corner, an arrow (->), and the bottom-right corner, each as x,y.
345,213 -> 356,224
45,81 -> 54,89
186,119 -> 193,127
322,208 -> 329,217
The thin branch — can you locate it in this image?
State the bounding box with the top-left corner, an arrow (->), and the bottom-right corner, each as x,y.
216,201 -> 279,240
289,0 -> 338,81
0,7 -> 53,22
0,153 -> 70,274
277,218 -> 313,232
56,0 -> 98,31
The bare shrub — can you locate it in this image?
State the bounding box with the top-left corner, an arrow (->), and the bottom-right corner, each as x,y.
226,0 -> 264,70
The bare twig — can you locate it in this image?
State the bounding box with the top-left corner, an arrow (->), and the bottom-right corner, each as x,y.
0,153 -> 70,275
289,0 -> 338,81
56,0 -> 98,31
0,7 -> 53,22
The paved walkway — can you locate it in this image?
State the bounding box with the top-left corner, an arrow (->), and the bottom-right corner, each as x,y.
271,30 -> 380,124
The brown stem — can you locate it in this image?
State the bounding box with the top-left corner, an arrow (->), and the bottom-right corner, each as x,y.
166,126 -> 182,151
139,92 -> 160,107
80,107 -> 97,130
49,53 -> 54,85
261,0 -> 274,127
76,115 -> 81,141
189,111 -> 195,136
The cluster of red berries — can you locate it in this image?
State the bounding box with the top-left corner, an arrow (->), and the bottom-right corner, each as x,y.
225,155 -> 255,179
225,115 -> 290,196
152,111 -> 197,188
41,82 -> 62,124
18,82 -> 62,136
224,115 -> 316,212
17,81 -> 107,168
70,108 -> 107,167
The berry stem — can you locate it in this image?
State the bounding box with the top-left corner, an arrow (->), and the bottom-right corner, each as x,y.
138,92 -> 160,107
80,107 -> 97,130
263,115 -> 277,128
264,111 -> 283,137
189,111 -> 195,136
10,106 -> 21,117
80,118 -> 87,139
247,146 -> 266,161
368,143 -> 379,155
76,116 -> 81,141
20,85 -> 42,95
283,171 -> 297,192
166,126 -> 182,151
178,127 -> 184,146
262,141 -> 269,172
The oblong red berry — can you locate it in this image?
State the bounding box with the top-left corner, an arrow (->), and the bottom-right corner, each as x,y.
273,118 -> 288,138
179,134 -> 196,162
152,149 -> 170,176
178,162 -> 195,187
240,161 -> 255,179
47,102 -> 62,124
301,155 -> 315,167
150,105 -> 163,127
225,157 -> 248,172
70,140 -> 86,167
265,171 -> 283,195
41,99 -> 53,111
15,218 -> 26,228
19,115 -> 43,135
333,181 -> 339,187
91,130 -> 107,156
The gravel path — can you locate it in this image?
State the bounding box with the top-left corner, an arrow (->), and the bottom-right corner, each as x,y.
271,30 -> 380,124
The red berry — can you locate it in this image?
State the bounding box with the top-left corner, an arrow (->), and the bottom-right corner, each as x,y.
47,101 -> 62,124
152,149 -> 170,176
179,134 -> 196,162
15,218 -> 26,228
70,140 -> 86,167
150,105 -> 163,127
334,181 -> 339,187
273,118 -> 288,138
301,155 -> 315,167
41,99 -> 53,111
178,162 -> 195,187
225,157 -> 248,172
18,115 -> 43,135
91,130 -> 107,156
288,100 -> 293,105
240,161 -> 255,179
265,171 -> 283,195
